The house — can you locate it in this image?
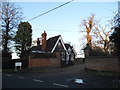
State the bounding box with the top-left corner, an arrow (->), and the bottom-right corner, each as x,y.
29,31 -> 75,68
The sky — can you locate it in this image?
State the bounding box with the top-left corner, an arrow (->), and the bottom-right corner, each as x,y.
10,0 -> 118,58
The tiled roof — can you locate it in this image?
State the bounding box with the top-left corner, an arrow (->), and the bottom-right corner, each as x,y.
65,43 -> 71,50
31,35 -> 74,53
30,45 -> 42,51
47,35 -> 60,52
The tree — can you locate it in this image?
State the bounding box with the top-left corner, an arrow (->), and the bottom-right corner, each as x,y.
0,2 -> 23,53
110,1 -> 120,55
110,27 -> 120,54
14,22 -> 32,58
81,14 -> 113,53
81,14 -> 95,49
93,23 -> 113,53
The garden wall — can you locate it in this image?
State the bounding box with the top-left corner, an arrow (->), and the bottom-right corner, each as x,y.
85,56 -> 120,73
28,57 -> 61,68
28,53 -> 61,68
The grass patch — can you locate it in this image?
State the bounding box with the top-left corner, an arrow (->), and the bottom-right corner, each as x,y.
2,69 -> 15,73
2,65 -> 61,73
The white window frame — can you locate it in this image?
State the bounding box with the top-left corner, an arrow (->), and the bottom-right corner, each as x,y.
62,52 -> 65,60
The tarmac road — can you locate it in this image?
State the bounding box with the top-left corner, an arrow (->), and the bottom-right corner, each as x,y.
2,73 -> 95,88
2,64 -> 119,88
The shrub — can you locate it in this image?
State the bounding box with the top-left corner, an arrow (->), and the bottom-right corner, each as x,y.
90,47 -> 109,56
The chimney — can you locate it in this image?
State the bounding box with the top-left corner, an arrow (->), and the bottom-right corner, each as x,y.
41,31 -> 47,51
37,38 -> 40,46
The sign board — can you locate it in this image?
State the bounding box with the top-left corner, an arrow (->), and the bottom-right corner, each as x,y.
15,62 -> 22,67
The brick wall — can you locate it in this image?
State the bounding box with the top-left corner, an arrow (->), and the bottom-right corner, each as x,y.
85,56 -> 120,73
28,56 -> 61,68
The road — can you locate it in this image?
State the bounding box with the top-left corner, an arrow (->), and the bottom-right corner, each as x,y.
3,73 -> 95,88
2,64 -> 118,88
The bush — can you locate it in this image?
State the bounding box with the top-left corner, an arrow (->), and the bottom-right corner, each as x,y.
90,48 -> 109,56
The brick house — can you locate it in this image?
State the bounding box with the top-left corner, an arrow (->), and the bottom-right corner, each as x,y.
29,31 -> 75,68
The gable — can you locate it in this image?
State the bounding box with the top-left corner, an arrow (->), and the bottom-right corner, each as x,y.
46,35 -> 60,52
51,35 -> 67,53
31,35 -> 67,53
54,39 -> 65,52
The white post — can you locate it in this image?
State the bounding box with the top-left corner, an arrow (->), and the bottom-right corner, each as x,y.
20,66 -> 21,69
15,66 -> 17,72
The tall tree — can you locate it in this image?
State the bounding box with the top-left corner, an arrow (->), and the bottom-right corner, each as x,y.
110,27 -> 120,55
93,23 -> 113,52
109,1 -> 120,55
0,2 -> 23,53
81,14 -> 113,53
81,14 -> 95,49
14,22 -> 32,58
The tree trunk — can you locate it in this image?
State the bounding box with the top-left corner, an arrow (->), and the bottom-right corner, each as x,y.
87,32 -> 92,48
4,25 -> 9,52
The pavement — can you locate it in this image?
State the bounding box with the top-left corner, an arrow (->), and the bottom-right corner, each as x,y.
2,63 -> 120,88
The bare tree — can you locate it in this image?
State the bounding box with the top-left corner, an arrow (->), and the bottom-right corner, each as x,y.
81,14 -> 113,53
92,18 -> 114,52
81,14 -> 95,48
0,2 -> 23,53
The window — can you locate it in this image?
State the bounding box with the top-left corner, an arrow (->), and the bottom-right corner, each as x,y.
58,42 -> 61,46
71,53 -> 74,60
62,52 -> 65,60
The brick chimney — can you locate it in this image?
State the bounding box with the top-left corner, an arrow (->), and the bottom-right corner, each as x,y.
41,31 -> 47,51
37,38 -> 40,46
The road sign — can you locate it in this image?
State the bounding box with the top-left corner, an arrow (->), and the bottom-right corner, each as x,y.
15,62 -> 22,71
15,62 -> 22,67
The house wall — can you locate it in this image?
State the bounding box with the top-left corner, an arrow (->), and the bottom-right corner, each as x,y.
85,56 -> 120,73
28,53 -> 61,68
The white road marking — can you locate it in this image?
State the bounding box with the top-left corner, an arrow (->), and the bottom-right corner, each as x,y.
17,76 -> 25,79
53,83 -> 69,88
33,79 -> 44,83
5,74 -> 12,76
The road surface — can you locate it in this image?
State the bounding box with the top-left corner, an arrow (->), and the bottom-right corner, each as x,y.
2,64 -> 118,88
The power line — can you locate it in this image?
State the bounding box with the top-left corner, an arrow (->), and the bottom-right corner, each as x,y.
32,28 -> 79,32
35,29 -> 78,33
27,0 -> 74,21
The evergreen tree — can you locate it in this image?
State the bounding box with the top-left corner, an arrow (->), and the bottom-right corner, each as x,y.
14,22 -> 32,58
110,27 -> 120,55
109,1 -> 120,55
